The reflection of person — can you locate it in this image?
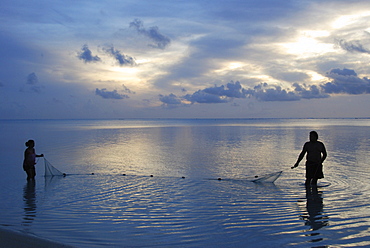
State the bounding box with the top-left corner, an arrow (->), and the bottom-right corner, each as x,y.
23,180 -> 37,226
304,186 -> 328,232
23,140 -> 44,180
292,131 -> 327,186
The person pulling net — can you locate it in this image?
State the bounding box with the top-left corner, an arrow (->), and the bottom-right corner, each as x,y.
44,157 -> 66,177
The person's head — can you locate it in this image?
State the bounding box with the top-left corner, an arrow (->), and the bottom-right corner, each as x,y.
25,140 -> 35,148
309,131 -> 318,142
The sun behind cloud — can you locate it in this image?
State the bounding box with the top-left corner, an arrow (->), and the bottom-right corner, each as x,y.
281,33 -> 335,58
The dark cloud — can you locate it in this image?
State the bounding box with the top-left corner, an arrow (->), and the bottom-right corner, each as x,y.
129,19 -> 171,49
95,88 -> 129,99
321,68 -> 370,94
328,68 -> 357,77
338,39 -> 370,54
184,90 -> 229,104
20,72 -> 44,93
159,93 -> 182,106
160,79 -> 332,107
244,68 -> 370,101
245,83 -> 300,101
293,83 -> 329,99
160,81 -> 248,107
77,44 -> 101,63
250,68 -> 370,100
202,81 -> 246,98
122,84 -> 135,94
95,84 -> 134,100
27,72 -> 39,85
159,67 -> 370,107
184,81 -> 246,104
102,45 -> 136,66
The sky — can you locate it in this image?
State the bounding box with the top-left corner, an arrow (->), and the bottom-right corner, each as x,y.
1,0 -> 370,119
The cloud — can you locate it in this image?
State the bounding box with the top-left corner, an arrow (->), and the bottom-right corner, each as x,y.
129,19 -> 171,49
160,79 -> 332,107
328,68 -> 357,77
244,83 -> 300,101
27,72 -> 39,85
249,68 -> 370,100
95,88 -> 129,99
184,81 -> 246,104
158,65 -> 370,107
159,93 -> 182,106
95,84 -> 134,100
293,84 -> 329,99
321,68 -> 370,94
122,84 -> 135,94
77,44 -> 101,63
202,81 -> 245,98
245,68 -> 370,100
184,90 -> 229,104
160,81 -> 248,107
102,45 -> 136,66
19,72 -> 44,93
338,39 -> 370,54
3,0 -> 370,119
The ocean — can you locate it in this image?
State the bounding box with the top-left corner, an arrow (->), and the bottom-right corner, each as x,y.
1,118 -> 370,247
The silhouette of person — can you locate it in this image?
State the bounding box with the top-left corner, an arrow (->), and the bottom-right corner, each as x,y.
292,131 -> 327,186
23,140 -> 44,180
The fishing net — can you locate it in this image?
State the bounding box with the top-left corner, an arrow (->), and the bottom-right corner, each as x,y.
44,158 -> 65,177
251,171 -> 282,183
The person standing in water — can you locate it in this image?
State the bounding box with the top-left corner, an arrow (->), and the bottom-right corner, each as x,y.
292,131 -> 327,186
23,140 -> 44,180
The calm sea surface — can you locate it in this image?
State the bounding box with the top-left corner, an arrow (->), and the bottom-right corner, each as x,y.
1,118 -> 370,247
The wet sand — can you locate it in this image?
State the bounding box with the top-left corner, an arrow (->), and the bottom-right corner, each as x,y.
0,228 -> 73,248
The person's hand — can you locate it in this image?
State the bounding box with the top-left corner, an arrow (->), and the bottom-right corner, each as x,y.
40,154 -> 44,157
291,163 -> 298,169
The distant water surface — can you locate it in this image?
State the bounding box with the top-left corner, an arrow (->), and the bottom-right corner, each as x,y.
1,118 -> 370,247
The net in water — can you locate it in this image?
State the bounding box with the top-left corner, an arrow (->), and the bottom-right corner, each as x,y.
252,171 -> 282,183
44,158 -> 65,177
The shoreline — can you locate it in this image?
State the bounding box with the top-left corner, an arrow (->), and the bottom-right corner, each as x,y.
0,227 -> 74,248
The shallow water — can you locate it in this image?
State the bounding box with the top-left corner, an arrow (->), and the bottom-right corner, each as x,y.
1,119 -> 370,247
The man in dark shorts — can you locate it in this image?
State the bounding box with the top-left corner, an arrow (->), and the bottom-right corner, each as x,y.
292,131 -> 327,186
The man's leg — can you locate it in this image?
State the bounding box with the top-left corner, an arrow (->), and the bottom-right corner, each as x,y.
305,178 -> 312,186
311,178 -> 318,186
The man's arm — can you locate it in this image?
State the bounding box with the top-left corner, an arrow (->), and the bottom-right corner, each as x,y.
321,144 -> 327,163
292,144 -> 307,169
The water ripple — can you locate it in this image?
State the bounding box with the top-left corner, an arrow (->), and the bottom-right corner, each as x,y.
2,119 -> 370,247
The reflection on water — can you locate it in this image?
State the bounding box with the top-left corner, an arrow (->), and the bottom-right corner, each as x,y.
23,180 -> 37,227
1,119 -> 370,247
300,186 -> 329,244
